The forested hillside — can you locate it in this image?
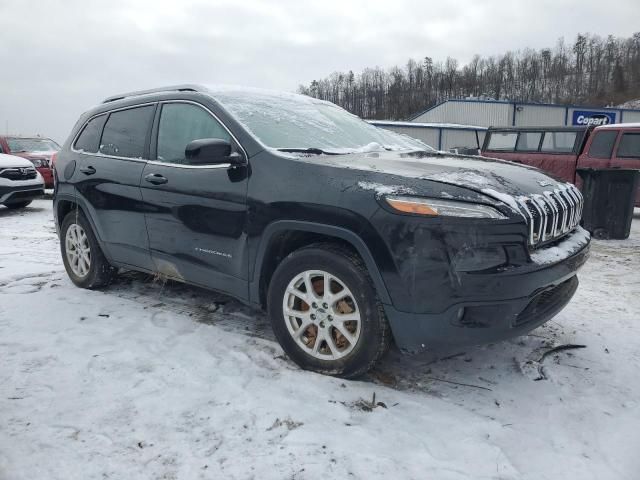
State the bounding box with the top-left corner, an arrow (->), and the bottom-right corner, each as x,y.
299,33 -> 640,120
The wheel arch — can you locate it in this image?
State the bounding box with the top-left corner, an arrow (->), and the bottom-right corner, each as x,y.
54,194 -> 114,264
250,221 -> 392,308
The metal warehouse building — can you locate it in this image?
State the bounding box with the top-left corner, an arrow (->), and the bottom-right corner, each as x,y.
409,99 -> 640,128
371,98 -> 640,151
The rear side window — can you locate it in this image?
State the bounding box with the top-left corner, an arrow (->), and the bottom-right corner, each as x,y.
588,131 -> 618,158
156,103 -> 231,164
540,131 -> 577,153
74,115 -> 107,153
100,105 -> 154,158
616,133 -> 640,158
487,132 -> 517,151
516,132 -> 542,151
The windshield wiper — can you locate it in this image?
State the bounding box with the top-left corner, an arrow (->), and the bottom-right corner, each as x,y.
276,147 -> 343,156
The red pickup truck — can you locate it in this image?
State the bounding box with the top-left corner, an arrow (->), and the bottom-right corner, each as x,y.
0,136 -> 60,188
481,123 -> 640,205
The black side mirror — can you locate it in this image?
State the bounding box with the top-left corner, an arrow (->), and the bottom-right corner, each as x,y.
185,138 -> 243,166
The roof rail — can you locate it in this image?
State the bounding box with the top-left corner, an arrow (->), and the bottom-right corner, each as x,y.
102,84 -> 207,103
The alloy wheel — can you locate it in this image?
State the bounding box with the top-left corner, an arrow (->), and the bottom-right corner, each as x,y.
65,223 -> 91,278
282,270 -> 362,360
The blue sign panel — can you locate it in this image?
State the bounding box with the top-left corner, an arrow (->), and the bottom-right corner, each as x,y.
572,110 -> 616,126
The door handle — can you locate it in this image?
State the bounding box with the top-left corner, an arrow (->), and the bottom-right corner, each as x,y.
79,166 -> 96,175
144,173 -> 168,185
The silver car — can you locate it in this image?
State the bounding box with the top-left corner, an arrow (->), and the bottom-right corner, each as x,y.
0,153 -> 45,209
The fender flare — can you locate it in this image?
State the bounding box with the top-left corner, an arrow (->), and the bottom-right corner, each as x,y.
249,220 -> 391,305
53,193 -> 115,264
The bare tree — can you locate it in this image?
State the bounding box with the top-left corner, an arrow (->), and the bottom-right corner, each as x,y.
299,32 -> 640,120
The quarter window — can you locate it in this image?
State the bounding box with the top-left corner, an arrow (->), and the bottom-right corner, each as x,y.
156,103 -> 231,164
99,106 -> 154,158
74,115 -> 107,153
487,132 -> 518,151
540,131 -> 577,153
516,132 -> 542,151
616,133 -> 640,158
587,131 -> 618,159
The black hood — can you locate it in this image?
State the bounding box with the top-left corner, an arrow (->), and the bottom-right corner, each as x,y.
301,151 -> 568,199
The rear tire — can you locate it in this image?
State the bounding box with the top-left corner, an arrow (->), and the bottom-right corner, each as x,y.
4,201 -> 32,209
267,243 -> 391,378
60,210 -> 115,289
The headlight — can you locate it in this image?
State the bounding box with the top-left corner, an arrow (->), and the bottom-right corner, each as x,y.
30,159 -> 44,167
385,196 -> 506,219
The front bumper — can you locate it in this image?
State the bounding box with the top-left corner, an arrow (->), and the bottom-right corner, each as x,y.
385,239 -> 590,352
0,183 -> 45,205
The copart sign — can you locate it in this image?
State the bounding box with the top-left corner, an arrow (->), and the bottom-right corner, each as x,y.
572,110 -> 616,126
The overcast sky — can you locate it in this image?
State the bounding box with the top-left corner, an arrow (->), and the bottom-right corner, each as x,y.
1,0 -> 638,143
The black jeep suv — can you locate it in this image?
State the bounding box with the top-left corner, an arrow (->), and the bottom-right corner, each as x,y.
53,85 -> 590,377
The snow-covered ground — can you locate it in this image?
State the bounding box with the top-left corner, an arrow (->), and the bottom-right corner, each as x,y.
1,198 -> 639,480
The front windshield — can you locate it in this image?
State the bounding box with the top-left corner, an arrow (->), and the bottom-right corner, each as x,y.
7,138 -> 60,153
210,87 -> 433,153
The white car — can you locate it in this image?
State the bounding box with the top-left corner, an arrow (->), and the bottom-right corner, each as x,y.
0,153 -> 45,209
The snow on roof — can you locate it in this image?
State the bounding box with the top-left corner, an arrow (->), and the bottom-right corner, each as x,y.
617,99 -> 640,109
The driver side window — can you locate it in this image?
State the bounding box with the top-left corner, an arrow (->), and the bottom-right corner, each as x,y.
156,103 -> 231,164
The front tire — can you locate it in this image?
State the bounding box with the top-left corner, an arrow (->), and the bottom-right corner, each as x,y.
267,243 -> 391,378
60,210 -> 115,288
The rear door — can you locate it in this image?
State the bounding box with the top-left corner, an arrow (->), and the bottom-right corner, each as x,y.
610,129 -> 640,205
536,130 -> 582,182
139,101 -> 249,298
74,104 -> 155,270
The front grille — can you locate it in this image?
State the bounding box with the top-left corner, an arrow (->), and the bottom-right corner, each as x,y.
514,276 -> 579,327
0,167 -> 38,181
515,183 -> 583,248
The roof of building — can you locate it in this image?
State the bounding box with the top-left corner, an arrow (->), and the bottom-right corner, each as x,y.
408,98 -> 640,121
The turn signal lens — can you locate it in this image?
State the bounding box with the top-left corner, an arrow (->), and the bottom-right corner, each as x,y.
386,197 -> 438,215
385,196 -> 506,219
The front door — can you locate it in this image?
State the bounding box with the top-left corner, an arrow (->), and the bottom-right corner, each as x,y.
139,101 -> 249,298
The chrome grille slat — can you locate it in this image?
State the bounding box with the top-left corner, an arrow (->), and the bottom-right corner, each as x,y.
554,189 -> 569,233
565,187 -> 579,229
518,198 -> 535,245
518,183 -> 583,248
531,196 -> 548,242
544,191 -> 559,238
566,186 -> 580,227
